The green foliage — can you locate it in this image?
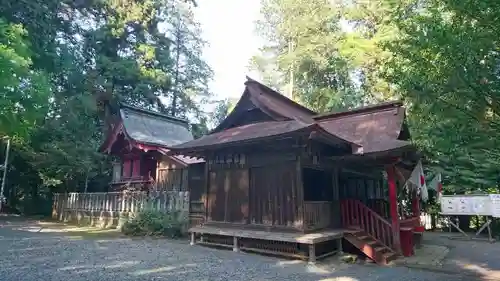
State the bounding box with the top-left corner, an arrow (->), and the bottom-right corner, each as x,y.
209,98 -> 238,128
253,0 -> 500,195
0,18 -> 50,140
121,210 -> 185,238
0,0 -> 213,214
384,0 -> 500,190
252,0 -> 369,112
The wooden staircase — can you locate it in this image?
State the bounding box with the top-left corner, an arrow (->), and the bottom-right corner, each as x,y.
341,199 -> 399,265
344,229 -> 398,264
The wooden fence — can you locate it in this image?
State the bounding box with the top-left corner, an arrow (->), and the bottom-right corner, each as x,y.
52,191 -> 190,228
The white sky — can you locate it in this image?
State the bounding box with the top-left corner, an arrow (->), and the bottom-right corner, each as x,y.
193,0 -> 263,101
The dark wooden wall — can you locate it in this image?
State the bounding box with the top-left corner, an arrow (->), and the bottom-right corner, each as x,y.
198,139 -> 374,231
188,162 -> 206,226
249,163 -> 301,227
207,168 -> 249,223
338,171 -> 390,218
338,173 -> 386,201
204,143 -> 304,230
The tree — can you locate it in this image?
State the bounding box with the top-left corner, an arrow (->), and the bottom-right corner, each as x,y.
166,3 -> 213,118
336,0 -> 400,102
384,0 -> 500,190
252,0 -> 500,193
0,19 -> 50,141
252,0 -> 364,113
210,98 -> 238,128
0,0 -> 213,214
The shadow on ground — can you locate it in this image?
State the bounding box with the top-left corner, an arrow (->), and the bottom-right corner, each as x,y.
414,231 -> 500,280
0,214 -> 125,239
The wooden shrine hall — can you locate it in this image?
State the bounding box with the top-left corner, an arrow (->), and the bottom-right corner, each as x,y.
99,103 -> 204,192
168,77 -> 423,264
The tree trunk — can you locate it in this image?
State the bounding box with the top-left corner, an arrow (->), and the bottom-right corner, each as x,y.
171,14 -> 182,117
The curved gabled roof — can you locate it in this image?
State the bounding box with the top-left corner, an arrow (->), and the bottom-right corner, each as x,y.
212,77 -> 316,133
314,100 -> 409,153
169,78 -> 412,156
171,120 -> 358,152
119,104 -> 193,148
99,104 -> 194,153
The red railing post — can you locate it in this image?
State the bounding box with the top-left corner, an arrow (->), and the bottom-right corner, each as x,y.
341,198 -> 401,251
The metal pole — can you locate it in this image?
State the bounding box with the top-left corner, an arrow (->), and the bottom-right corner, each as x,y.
0,138 -> 10,212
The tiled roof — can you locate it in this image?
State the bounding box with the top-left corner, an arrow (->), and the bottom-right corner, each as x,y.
315,101 -> 408,153
120,104 -> 193,148
99,104 -> 200,166
172,120 -> 358,152
172,120 -> 311,150
169,77 -> 411,155
212,77 -> 316,133
156,147 -> 204,164
245,78 -> 316,123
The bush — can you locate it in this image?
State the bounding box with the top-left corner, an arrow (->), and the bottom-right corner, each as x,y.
121,210 -> 185,238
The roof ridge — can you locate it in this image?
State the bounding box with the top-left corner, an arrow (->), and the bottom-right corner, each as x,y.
313,100 -> 403,120
245,76 -> 317,115
119,103 -> 190,126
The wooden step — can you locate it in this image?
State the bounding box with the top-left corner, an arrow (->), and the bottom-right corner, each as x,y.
374,246 -> 391,253
357,235 -> 371,240
343,232 -> 398,265
383,252 -> 399,263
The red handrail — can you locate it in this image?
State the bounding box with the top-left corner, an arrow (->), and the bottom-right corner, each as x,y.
341,199 -> 395,250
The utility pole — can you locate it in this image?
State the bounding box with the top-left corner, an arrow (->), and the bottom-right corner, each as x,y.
0,137 -> 10,212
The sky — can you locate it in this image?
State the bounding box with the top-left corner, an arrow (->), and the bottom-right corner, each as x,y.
193,0 -> 263,101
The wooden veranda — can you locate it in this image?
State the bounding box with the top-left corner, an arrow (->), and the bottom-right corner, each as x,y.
169,77 -> 422,264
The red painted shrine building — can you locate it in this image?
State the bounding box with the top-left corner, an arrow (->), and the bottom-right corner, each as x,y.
99,104 -> 203,191
168,77 -> 423,264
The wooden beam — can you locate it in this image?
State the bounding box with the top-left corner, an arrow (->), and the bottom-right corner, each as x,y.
340,168 -> 380,179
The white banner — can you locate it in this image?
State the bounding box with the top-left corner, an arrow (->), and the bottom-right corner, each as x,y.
440,195 -> 494,216
489,194 -> 500,218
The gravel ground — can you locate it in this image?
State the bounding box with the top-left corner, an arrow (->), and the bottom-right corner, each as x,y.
0,219 -> 481,281
422,232 -> 500,280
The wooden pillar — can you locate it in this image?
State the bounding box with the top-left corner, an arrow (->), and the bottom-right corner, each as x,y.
308,244 -> 316,264
233,236 -> 239,252
337,237 -> 343,254
190,232 -> 195,245
204,154 -> 210,223
331,167 -> 340,228
386,164 -> 401,253
296,155 -> 304,232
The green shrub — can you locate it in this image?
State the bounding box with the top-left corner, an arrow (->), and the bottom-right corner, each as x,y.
121,210 -> 185,238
